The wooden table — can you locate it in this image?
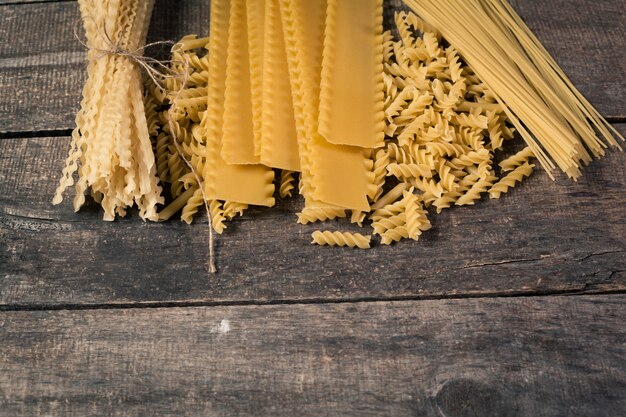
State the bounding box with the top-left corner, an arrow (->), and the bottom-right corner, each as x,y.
1,0 -> 624,415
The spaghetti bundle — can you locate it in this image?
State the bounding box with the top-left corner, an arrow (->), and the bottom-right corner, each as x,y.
402,0 -> 623,180
53,0 -> 163,221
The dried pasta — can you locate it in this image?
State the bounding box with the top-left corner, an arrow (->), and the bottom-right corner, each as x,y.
311,231 -> 371,249
489,162 -> 534,199
54,0 -> 163,221
57,0 -> 620,263
145,7 -> 566,250
279,170 -> 296,198
403,0 -> 623,180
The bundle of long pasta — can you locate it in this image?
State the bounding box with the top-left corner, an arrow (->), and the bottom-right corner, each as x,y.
402,0 -> 623,180
53,0 -> 163,221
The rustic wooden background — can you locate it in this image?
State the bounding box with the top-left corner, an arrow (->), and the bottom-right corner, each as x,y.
0,0 -> 624,416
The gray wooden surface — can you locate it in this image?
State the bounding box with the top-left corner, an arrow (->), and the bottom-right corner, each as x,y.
1,131 -> 624,307
0,0 -> 624,415
1,295 -> 625,417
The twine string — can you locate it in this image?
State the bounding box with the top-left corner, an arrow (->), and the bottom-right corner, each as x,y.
75,14 -> 217,273
167,54 -> 217,274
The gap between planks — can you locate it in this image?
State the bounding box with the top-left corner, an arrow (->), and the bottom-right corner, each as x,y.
0,0 -> 74,7
1,286 -> 624,313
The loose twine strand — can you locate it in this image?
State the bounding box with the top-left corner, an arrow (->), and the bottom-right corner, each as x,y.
74,16 -> 217,273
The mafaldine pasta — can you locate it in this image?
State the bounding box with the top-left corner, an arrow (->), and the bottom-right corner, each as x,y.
54,0 -> 163,221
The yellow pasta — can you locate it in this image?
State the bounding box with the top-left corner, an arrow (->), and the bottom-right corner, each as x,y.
223,201 -> 248,220
279,170 -> 296,198
297,205 -> 346,225
221,0 -> 259,164
319,0 -> 385,148
499,147 -> 535,172
181,187 -> 205,224
209,200 -> 227,234
404,191 -> 431,240
403,0 -> 623,180
279,0 -> 373,212
260,0 -> 300,171
246,0 -> 266,156
380,226 -> 410,246
489,162 -> 534,199
68,0 -> 620,262
54,0 -> 163,221
203,0 -> 275,207
370,149 -> 389,202
372,212 -> 406,237
311,231 -> 371,249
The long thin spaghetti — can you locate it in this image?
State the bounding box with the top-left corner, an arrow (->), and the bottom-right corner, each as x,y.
402,0 -> 623,180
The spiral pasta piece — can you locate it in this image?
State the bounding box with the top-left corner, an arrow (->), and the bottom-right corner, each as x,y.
167,150 -> 187,198
155,132 -> 171,182
297,207 -> 347,225
372,212 -> 406,236
380,226 -> 409,246
456,175 -> 497,206
499,147 -> 535,172
386,143 -> 415,165
489,162 -> 534,199
311,231 -> 371,249
437,159 -> 457,192
403,191 -> 431,240
387,163 -> 433,180
369,198 -> 407,222
371,150 -> 389,202
433,190 -> 462,213
181,187 -> 204,224
209,200 -> 227,234
223,201 -> 248,220
279,170 -> 296,198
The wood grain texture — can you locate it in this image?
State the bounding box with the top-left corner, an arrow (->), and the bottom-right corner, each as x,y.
0,0 -> 64,5
1,294 -> 624,416
0,0 -> 625,134
1,126 -> 624,307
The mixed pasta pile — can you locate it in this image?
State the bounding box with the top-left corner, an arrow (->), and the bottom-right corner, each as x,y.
55,0 -> 622,255
150,9 -> 537,248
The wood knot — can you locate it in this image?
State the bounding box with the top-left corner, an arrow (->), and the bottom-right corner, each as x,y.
433,378 -> 516,417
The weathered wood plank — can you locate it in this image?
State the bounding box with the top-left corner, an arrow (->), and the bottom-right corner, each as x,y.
0,0 -> 624,133
0,0 -> 63,5
0,295 -> 624,416
0,126 -> 624,307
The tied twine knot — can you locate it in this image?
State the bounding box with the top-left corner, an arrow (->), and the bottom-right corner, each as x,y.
74,17 -> 181,94
74,17 -> 217,274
